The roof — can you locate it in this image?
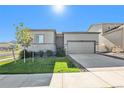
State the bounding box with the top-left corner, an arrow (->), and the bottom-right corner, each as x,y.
63,32 -> 100,34
30,29 -> 56,32
87,23 -> 124,32
0,43 -> 11,48
29,29 -> 100,34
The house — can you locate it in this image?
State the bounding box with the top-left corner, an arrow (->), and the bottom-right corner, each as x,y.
88,23 -> 124,52
27,29 -> 56,52
0,42 -> 16,51
27,29 -> 99,54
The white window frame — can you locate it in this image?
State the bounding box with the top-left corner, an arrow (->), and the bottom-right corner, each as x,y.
35,34 -> 44,44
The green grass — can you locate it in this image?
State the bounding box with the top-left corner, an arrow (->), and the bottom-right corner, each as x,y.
0,57 -> 80,74
54,57 -> 80,73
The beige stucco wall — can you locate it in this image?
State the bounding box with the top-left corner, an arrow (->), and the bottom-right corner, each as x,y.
64,33 -> 99,44
56,33 -> 64,48
27,30 -> 56,52
64,33 -> 99,53
88,23 -> 124,52
88,24 -> 107,52
30,30 -> 55,43
103,28 -> 124,51
27,44 -> 56,52
98,35 -> 114,52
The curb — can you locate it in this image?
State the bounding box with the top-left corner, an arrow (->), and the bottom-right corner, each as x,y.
97,53 -> 124,60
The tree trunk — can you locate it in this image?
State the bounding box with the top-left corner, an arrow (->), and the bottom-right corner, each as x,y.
32,52 -> 34,62
12,48 -> 16,63
24,47 -> 26,63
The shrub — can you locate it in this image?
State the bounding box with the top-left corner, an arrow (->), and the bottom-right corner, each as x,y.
33,52 -> 38,57
19,49 -> 32,59
46,50 -> 53,57
56,48 -> 65,57
32,51 -> 44,58
39,51 -> 44,57
19,50 -> 45,59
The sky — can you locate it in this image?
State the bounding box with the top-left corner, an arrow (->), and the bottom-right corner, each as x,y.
0,5 -> 124,42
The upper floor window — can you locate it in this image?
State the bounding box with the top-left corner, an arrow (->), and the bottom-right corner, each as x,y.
35,34 -> 44,43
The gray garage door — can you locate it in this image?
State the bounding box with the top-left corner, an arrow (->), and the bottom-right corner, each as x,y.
67,41 -> 95,54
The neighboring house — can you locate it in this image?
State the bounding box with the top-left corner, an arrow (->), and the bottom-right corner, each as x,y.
0,42 -> 16,51
0,43 -> 10,51
27,29 -> 99,54
88,23 -> 124,52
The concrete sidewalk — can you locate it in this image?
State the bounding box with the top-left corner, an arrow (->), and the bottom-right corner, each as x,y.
50,71 -> 124,88
1,72 -> 124,88
93,71 -> 124,88
50,72 -> 111,88
0,74 -> 53,88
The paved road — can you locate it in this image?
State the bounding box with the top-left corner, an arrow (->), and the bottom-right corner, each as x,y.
0,74 -> 53,88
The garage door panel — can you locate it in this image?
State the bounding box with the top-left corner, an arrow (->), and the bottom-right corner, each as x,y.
67,41 -> 95,54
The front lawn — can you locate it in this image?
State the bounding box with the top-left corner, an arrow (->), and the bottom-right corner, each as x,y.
0,57 -> 80,74
54,57 -> 80,73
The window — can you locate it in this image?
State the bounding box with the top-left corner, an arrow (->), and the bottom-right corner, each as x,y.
35,35 -> 44,43
39,35 -> 44,43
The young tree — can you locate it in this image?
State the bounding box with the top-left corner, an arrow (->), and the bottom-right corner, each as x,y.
9,43 -> 16,63
16,23 -> 32,63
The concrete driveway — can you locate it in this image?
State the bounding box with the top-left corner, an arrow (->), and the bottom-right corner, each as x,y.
69,54 -> 124,87
0,74 -> 53,88
69,54 -> 124,71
